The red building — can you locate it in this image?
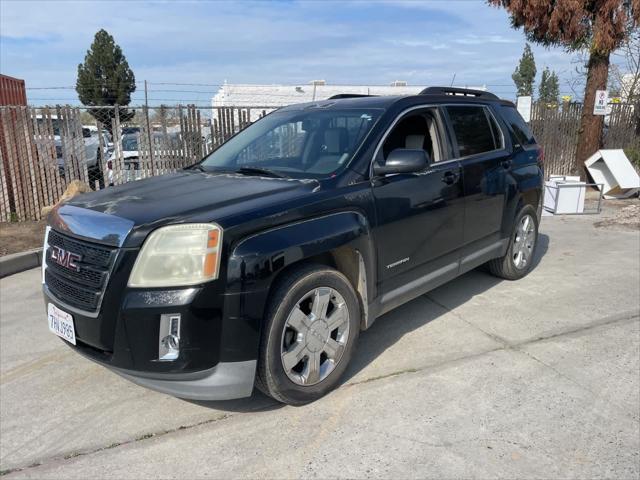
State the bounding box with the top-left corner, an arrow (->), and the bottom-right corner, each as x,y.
0,75 -> 28,218
0,74 -> 27,106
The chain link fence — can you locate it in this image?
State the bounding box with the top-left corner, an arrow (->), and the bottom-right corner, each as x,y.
0,104 -> 277,221
0,101 -> 638,222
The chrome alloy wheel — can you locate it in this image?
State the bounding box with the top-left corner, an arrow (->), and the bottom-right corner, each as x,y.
280,287 -> 350,386
513,214 -> 536,269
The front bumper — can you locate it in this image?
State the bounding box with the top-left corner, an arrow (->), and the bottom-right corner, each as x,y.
73,340 -> 256,400
112,360 -> 257,400
45,284 -> 260,400
43,206 -> 268,400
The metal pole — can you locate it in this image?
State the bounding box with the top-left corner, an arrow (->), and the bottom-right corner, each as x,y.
144,80 -> 155,176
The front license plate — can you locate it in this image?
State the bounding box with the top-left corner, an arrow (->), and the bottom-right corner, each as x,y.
47,303 -> 76,345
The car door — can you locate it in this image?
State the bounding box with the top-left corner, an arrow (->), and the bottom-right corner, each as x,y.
371,107 -> 465,310
443,105 -> 510,262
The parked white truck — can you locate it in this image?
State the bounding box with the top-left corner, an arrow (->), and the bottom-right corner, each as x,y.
35,115 -> 112,184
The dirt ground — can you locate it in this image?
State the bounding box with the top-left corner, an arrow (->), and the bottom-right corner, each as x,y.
0,220 -> 47,256
593,202 -> 640,231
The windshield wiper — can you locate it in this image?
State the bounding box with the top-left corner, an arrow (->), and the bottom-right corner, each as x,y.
188,164 -> 207,172
235,166 -> 287,178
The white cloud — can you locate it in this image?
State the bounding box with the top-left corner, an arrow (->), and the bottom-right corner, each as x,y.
1,0 -> 585,104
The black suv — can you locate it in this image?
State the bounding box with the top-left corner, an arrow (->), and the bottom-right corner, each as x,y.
43,87 -> 543,405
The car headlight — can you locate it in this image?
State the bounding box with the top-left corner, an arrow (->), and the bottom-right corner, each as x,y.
128,223 -> 223,287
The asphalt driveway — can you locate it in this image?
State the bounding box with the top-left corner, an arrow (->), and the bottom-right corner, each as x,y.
1,204 -> 639,479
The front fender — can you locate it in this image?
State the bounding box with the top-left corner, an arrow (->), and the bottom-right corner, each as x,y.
227,211 -> 374,294
217,211 -> 374,363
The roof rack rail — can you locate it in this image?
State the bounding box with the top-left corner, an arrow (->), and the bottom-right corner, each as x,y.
328,94 -> 378,100
419,86 -> 498,100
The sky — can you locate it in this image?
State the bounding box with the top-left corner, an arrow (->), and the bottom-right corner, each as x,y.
1,0 -> 592,106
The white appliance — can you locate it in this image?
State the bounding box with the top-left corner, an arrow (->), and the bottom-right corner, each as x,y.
585,149 -> 640,199
544,177 -> 587,214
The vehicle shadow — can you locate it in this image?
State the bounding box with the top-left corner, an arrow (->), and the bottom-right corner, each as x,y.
187,233 -> 549,411
342,232 -> 549,384
185,389 -> 283,413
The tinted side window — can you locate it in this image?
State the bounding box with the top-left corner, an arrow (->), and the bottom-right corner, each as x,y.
500,105 -> 536,146
445,106 -> 497,157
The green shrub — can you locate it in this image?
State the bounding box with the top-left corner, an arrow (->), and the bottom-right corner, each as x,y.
624,148 -> 640,168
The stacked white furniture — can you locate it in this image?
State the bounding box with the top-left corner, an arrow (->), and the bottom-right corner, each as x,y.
585,149 -> 640,199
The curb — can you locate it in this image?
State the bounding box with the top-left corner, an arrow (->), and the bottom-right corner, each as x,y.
0,248 -> 43,279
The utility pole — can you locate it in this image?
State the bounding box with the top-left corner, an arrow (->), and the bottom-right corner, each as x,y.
144,80 -> 155,175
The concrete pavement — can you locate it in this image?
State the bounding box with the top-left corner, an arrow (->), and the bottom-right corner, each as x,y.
1,204 -> 638,479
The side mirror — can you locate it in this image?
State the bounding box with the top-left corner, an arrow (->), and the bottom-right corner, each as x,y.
374,149 -> 430,176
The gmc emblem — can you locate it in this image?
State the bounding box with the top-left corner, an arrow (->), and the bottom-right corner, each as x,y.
51,246 -> 82,272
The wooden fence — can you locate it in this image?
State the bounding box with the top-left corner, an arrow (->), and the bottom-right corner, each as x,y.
529,102 -> 639,176
0,105 -> 275,221
0,106 -> 89,222
0,102 -> 637,222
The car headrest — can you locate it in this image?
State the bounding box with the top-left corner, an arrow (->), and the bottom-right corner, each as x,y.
324,128 -> 348,154
405,134 -> 425,150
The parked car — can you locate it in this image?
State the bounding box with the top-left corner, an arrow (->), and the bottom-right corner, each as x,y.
104,134 -> 138,185
105,133 -> 178,185
121,126 -> 141,136
43,87 -> 543,405
35,116 -> 111,184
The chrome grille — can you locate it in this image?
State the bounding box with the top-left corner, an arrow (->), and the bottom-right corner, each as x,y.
45,230 -> 118,312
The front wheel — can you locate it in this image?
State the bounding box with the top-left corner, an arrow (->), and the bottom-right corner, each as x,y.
488,205 -> 539,280
256,264 -> 361,405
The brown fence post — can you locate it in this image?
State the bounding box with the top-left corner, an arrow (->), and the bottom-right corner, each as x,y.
111,106 -> 123,185
20,107 -> 42,219
0,147 -> 10,222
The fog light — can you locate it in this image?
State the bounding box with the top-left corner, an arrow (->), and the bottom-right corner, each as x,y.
159,314 -> 181,361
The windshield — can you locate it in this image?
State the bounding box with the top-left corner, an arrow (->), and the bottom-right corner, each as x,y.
200,108 -> 382,178
122,134 -> 138,151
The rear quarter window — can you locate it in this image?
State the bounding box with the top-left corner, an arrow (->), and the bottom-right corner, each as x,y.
445,106 -> 501,157
500,105 -> 536,146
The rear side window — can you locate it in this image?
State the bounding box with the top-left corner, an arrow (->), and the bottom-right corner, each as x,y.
500,105 -> 536,146
445,106 -> 501,157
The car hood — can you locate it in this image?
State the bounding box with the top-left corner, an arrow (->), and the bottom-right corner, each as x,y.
64,171 -> 320,240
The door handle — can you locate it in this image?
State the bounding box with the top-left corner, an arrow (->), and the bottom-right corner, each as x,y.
501,159 -> 512,170
442,171 -> 458,185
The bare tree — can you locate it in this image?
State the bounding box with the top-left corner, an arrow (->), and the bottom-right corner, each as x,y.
610,30 -> 640,101
609,30 -> 640,135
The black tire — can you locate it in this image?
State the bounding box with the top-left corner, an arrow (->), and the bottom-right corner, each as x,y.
488,205 -> 539,280
256,264 -> 361,405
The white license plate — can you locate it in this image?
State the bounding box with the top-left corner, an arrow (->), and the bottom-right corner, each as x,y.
47,303 -> 76,345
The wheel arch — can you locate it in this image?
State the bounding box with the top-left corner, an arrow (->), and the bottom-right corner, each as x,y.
226,211 -> 375,331
503,165 -> 543,240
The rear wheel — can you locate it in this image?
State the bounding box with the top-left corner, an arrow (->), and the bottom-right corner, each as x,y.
256,264 -> 360,405
488,205 -> 539,280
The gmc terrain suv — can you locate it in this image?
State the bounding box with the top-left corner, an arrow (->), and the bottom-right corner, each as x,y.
43,87 -> 543,405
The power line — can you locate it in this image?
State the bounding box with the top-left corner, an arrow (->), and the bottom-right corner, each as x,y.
27,82 -> 542,91
148,82 -> 224,87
